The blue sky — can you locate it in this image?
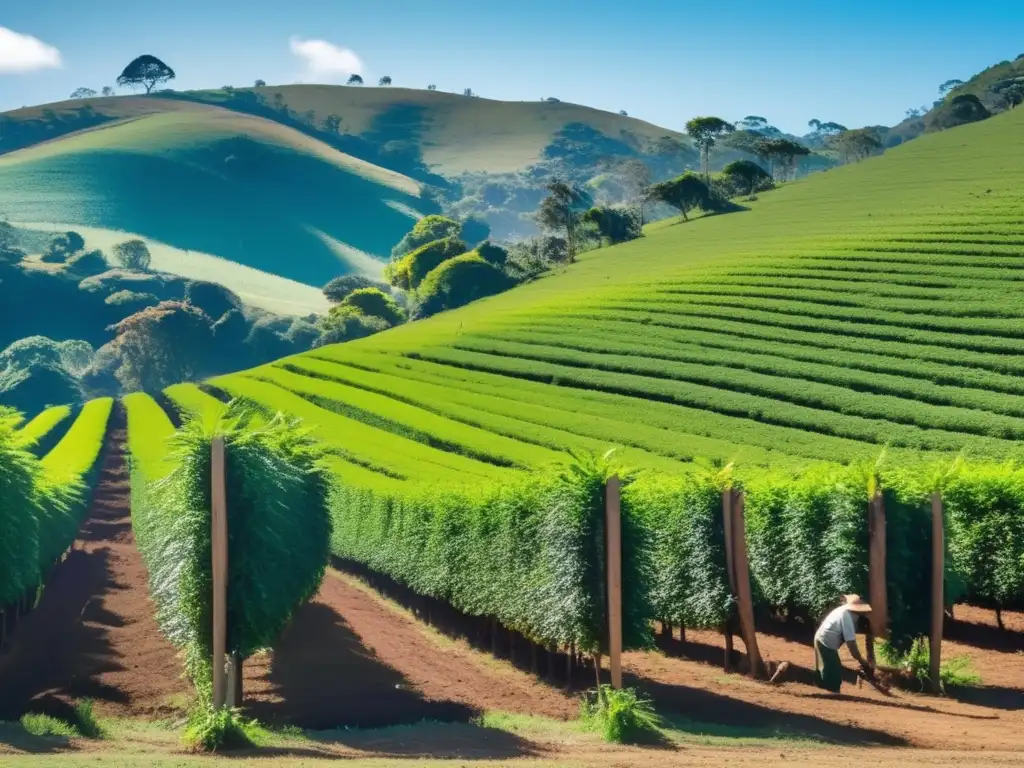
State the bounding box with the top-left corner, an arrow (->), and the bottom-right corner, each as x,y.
2,0 -> 1022,134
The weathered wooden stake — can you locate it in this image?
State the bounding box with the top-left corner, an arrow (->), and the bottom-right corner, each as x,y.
930,491 -> 944,694
731,490 -> 762,678
211,436 -> 228,710
721,488 -> 736,672
867,491 -> 888,640
605,476 -> 623,689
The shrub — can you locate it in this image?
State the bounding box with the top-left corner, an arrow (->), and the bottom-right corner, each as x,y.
105,290 -> 159,312
331,451 -> 651,654
322,274 -> 389,304
926,94 -> 991,131
185,281 -> 242,322
581,206 -> 642,244
314,312 -> 389,348
339,288 -> 405,326
67,249 -> 109,277
876,638 -> 982,691
580,686 -> 661,744
476,241 -> 509,267
183,707 -> 269,752
42,231 -> 85,263
385,237 -> 467,290
414,253 -> 512,319
132,403 -> 332,702
112,239 -> 152,271
390,214 -> 461,258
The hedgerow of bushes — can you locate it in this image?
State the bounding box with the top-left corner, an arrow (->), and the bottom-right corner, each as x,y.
131,402 -> 332,701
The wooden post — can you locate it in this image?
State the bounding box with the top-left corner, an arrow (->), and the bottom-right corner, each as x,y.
211,436 -> 228,710
867,492 -> 888,639
930,491 -> 944,694
605,476 -> 623,690
731,490 -> 762,678
721,489 -> 736,672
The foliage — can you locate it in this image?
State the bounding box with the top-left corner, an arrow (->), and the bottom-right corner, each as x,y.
476,241 -> 510,267
385,237 -> 468,290
391,215 -> 462,259
116,54 -> 176,94
943,463 -> 1024,610
185,281 -> 241,322
755,137 -> 813,179
315,310 -> 390,348
876,638 -> 982,691
67,249 -> 109,277
828,129 -> 882,163
379,76 -> 392,86
347,74 -> 364,85
183,707 -> 269,752
112,239 -> 152,271
338,288 -> 405,326
322,274 -> 389,304
414,253 -> 513,319
131,403 -> 331,701
0,336 -> 89,414
927,94 -> 991,132
42,231 -> 85,263
648,172 -> 710,220
720,160 -> 772,197
108,302 -> 214,393
581,206 -> 642,244
685,117 -> 734,180
628,470 -> 731,628
580,686 -> 661,744
330,451 -> 651,653
536,180 -> 592,264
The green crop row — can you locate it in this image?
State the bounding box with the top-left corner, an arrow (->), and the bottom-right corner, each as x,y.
1,400 -> 111,608
294,352 -> 872,463
211,373 -> 513,485
406,346 -> 1019,455
492,318 -> 1024,399
15,405 -> 73,457
124,392 -> 178,483
458,333 -> 1024,432
164,383 -> 228,427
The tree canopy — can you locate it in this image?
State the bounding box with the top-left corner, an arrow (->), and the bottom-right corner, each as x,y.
379,76 -> 392,86
112,239 -> 152,271
755,137 -> 812,179
649,172 -> 710,221
536,180 -> 592,263
721,160 -> 772,196
116,55 -> 176,94
685,117 -> 734,181
829,129 -> 882,163
347,74 -> 364,85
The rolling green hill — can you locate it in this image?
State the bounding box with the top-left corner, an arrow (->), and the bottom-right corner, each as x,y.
0,100 -> 429,310
204,104 -> 1024,481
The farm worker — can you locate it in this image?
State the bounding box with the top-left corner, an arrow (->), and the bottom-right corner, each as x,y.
813,594 -> 874,693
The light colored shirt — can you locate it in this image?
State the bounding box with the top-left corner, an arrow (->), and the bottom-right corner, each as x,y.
814,605 -> 857,651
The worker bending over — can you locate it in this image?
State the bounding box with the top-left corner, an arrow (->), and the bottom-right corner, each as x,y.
814,594 -> 874,693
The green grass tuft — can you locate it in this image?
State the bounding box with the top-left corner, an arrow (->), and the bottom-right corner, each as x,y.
182,707 -> 271,752
580,686 -> 662,744
876,638 -> 983,690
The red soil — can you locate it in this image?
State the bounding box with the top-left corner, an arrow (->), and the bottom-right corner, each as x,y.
0,411 -> 189,720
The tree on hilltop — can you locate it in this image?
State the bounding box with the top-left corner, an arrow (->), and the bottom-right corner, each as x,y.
347,74 -> 364,85
756,137 -> 811,179
254,79 -> 267,87
685,117 -> 734,182
649,173 -> 710,221
379,75 -> 392,86
828,128 -> 882,164
939,78 -> 965,96
70,87 -> 97,99
322,114 -> 342,134
427,84 -> 437,90
101,86 -> 115,96
116,55 -> 175,94
721,160 -> 771,197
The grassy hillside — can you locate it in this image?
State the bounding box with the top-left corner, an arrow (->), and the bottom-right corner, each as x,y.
0,100 -> 429,307
209,104 -> 1024,479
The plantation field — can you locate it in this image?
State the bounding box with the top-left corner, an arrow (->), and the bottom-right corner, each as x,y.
14,404 -> 72,454
211,104 -> 1024,475
39,398 -> 112,483
0,101 -> 427,299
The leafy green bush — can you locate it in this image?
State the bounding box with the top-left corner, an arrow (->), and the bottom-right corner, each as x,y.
390,214 -> 461,258
580,686 -> 661,744
627,469 -> 731,629
338,288 -> 405,326
183,707 -> 269,752
944,463 -> 1024,612
385,236 -> 467,290
413,253 -> 513,319
132,402 -> 332,701
331,452 -> 650,654
876,638 -> 982,691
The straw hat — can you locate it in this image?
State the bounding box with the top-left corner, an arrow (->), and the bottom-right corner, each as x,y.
844,594 -> 873,613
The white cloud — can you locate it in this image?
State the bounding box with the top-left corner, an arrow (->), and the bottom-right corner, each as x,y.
0,26 -> 62,74
289,37 -> 363,83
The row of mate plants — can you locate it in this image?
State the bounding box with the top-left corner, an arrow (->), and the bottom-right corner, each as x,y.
1,399 -> 112,633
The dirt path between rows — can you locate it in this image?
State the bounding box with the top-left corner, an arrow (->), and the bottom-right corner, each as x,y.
0,406 -> 189,720
242,570 -> 578,729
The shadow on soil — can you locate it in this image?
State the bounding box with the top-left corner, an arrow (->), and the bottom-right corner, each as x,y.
245,600 -> 477,731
